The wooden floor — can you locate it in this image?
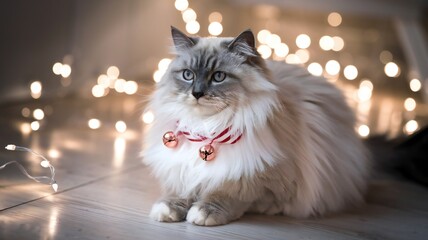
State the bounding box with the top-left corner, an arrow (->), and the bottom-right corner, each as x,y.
1,95 -> 427,240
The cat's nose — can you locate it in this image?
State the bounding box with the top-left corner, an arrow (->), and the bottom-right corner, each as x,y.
192,91 -> 205,100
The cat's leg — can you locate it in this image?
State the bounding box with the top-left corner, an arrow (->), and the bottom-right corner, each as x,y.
186,193 -> 250,226
150,197 -> 193,222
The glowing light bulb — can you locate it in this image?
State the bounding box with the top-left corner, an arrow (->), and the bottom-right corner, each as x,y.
404,98 -> 416,111
409,79 -> 421,92
5,144 -> 16,151
182,8 -> 197,23
296,34 -> 311,49
175,0 -> 188,11
22,107 -> 31,117
266,34 -> 281,49
31,121 -> 40,131
208,12 -> 222,23
384,62 -> 400,77
257,45 -> 272,59
33,109 -> 45,120
41,160 -> 50,168
328,12 -> 342,27
97,74 -> 110,88
107,66 -> 120,79
307,62 -> 323,76
186,20 -> 200,34
405,120 -> 418,134
344,65 -> 358,80
52,182 -> 58,192
142,111 -> 155,124
88,118 -> 101,129
124,81 -> 138,95
358,125 -> 370,137
274,43 -> 289,58
48,149 -> 61,159
285,54 -> 301,64
257,29 -> 271,44
114,79 -> 126,93
295,49 -> 310,63
319,36 -> 334,51
92,85 -> 105,98
325,60 -> 340,75
60,64 -> 71,78
52,62 -> 63,75
332,36 -> 344,51
153,70 -> 165,83
30,81 -> 42,99
208,22 -> 223,36
158,58 -> 172,71
115,121 -> 127,133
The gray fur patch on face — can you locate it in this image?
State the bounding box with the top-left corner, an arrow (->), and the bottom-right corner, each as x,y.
167,37 -> 265,115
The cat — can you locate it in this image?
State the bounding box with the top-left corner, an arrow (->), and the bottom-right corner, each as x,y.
142,26 -> 370,226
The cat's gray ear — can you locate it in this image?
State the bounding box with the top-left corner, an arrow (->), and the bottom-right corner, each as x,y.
228,29 -> 257,56
171,26 -> 197,50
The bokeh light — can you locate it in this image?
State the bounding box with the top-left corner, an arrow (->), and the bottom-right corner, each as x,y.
182,8 -> 197,23
142,111 -> 155,124
296,34 -> 311,49
384,62 -> 400,77
208,12 -> 223,23
319,36 -> 334,51
88,118 -> 101,129
404,120 -> 419,135
328,12 -> 342,27
115,121 -> 127,133
208,22 -> 223,36
343,65 -> 358,80
358,125 -> 370,137
325,60 -> 340,75
404,97 -> 416,111
186,20 -> 200,34
33,109 -> 45,120
107,66 -> 120,79
174,0 -> 188,11
257,45 -> 272,59
274,43 -> 289,58
409,78 -> 421,92
307,62 -> 323,76
257,29 -> 271,44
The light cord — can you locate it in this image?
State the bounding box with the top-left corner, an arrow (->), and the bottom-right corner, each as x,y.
2,144 -> 58,192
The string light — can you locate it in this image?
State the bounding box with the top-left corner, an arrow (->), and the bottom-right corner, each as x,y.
344,65 -> 358,80
186,20 -> 200,34
319,36 -> 334,51
33,108 -> 45,120
404,97 -> 416,111
174,0 -> 188,11
325,60 -> 340,75
328,12 -> 342,27
30,81 -> 42,99
307,62 -> 323,76
384,62 -> 400,77
115,121 -> 127,133
208,12 -> 222,23
358,125 -> 370,137
296,34 -> 311,49
404,120 -> 418,134
107,66 -> 120,79
409,78 -> 421,92
3,144 -> 58,192
332,36 -> 344,51
114,79 -> 127,93
88,118 -> 101,129
52,63 -> 63,75
142,110 -> 155,124
257,45 -> 272,59
182,8 -> 197,23
31,121 -> 40,131
208,22 -> 223,36
274,43 -> 289,58
257,29 -> 271,44
124,81 -> 138,95
92,85 -> 105,98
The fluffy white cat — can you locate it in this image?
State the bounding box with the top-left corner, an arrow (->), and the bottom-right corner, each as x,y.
142,27 -> 370,226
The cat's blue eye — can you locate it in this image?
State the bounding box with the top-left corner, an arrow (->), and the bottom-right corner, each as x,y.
182,69 -> 194,81
212,71 -> 226,82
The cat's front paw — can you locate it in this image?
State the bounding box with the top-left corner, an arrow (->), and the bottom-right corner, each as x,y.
149,200 -> 188,222
186,204 -> 229,226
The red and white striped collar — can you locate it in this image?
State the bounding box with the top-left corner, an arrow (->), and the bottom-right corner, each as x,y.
177,126 -> 242,145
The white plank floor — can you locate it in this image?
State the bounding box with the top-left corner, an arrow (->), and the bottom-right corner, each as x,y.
1,95 -> 428,239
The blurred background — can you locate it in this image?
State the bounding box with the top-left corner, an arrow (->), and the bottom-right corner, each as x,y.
1,0 -> 428,140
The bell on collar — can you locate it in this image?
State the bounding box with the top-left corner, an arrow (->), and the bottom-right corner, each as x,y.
199,144 -> 216,161
162,131 -> 178,148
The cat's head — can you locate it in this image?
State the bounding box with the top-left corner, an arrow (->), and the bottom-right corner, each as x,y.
159,27 -> 274,117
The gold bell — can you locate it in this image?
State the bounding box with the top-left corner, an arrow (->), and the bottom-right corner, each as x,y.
199,144 -> 215,161
162,131 -> 178,148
